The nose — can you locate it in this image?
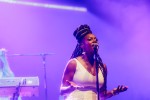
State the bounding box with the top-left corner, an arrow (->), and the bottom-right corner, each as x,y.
92,38 -> 99,45
93,38 -> 98,44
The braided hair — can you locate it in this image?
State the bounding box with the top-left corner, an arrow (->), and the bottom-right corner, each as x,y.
70,24 -> 107,93
71,24 -> 92,58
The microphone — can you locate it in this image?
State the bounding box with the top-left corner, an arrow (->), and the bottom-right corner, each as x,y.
93,43 -> 99,52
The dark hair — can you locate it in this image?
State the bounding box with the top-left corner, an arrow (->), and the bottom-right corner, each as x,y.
70,24 -> 107,93
71,24 -> 92,58
73,24 -> 92,43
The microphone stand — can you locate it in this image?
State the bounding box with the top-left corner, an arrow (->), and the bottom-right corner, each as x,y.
41,53 -> 48,100
94,49 -> 100,100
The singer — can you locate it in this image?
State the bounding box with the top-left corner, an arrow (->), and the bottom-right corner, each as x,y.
60,24 -> 128,100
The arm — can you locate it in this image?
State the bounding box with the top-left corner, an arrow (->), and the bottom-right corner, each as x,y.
100,64 -> 128,99
60,59 -> 77,95
101,85 -> 128,99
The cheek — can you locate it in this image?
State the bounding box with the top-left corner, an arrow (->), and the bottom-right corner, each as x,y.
84,44 -> 92,51
82,41 -> 92,51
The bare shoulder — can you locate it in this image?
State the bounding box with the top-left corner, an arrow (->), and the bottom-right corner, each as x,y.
65,58 -> 77,72
62,58 -> 77,84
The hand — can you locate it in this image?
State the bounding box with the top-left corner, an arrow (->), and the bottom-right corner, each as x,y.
66,80 -> 84,89
113,85 -> 128,95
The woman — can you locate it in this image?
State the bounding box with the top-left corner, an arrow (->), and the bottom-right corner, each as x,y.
60,24 -> 128,100
0,48 -> 14,78
0,48 -> 21,100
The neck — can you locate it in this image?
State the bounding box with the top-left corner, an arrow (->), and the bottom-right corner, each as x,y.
82,52 -> 95,66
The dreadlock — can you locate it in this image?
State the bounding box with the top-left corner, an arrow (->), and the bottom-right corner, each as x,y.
71,24 -> 92,58
96,53 -> 107,95
70,24 -> 107,93
70,44 -> 83,59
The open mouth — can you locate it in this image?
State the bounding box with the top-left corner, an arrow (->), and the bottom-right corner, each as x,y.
92,43 -> 99,47
91,43 -> 99,52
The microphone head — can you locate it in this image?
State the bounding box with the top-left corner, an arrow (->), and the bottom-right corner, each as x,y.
92,43 -> 99,51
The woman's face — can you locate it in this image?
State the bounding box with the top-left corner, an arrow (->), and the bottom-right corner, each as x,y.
81,33 -> 98,53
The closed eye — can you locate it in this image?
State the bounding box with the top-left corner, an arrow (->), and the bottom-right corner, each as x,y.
87,38 -> 92,41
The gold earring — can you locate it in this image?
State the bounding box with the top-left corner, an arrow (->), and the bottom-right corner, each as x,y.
82,52 -> 86,55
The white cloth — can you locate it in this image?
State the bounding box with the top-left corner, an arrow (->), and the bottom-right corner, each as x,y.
0,59 -> 21,100
65,58 -> 104,100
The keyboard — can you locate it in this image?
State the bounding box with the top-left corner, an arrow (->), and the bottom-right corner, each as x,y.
0,76 -> 39,97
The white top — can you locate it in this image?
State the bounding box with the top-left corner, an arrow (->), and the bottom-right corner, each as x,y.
65,58 -> 104,100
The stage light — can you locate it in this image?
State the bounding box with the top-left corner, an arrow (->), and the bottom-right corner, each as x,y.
0,0 -> 87,12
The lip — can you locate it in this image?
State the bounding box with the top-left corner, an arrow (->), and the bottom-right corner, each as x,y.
92,43 -> 98,46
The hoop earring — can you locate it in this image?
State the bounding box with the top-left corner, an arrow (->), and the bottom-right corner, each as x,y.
82,51 -> 86,55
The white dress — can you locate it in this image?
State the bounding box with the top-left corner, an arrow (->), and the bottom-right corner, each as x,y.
65,58 -> 104,100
